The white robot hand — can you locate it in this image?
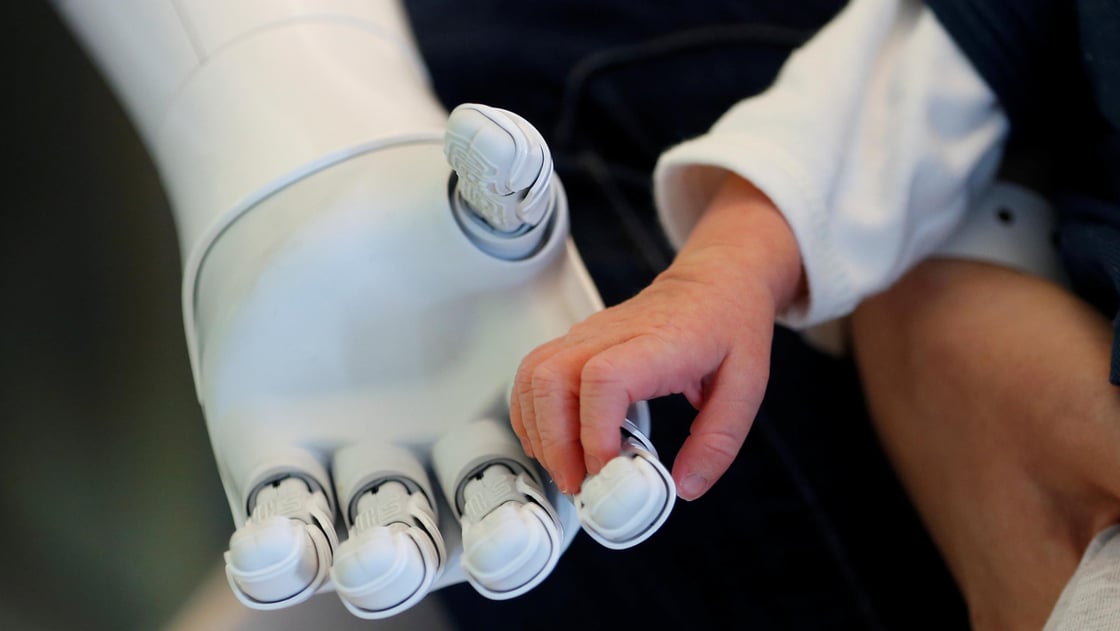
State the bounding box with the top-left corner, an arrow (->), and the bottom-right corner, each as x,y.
199,102 -> 576,615
52,1 -> 679,620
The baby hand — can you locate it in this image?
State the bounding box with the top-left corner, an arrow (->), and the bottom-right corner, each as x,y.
510,174 -> 804,500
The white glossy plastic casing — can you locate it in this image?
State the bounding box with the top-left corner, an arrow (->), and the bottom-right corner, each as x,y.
52,0 -> 668,614
575,420 -> 677,550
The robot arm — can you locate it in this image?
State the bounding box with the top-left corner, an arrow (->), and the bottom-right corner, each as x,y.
53,0 -> 677,620
51,0 -> 448,388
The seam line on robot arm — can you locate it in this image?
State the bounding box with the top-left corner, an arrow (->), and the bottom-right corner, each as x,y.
181,134 -> 445,402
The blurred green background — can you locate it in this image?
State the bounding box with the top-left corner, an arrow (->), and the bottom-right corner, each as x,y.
4,3 -> 235,629
5,6 -> 456,630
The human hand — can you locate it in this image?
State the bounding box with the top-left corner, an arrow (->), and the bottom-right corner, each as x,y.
852,257 -> 1120,629
510,174 -> 805,500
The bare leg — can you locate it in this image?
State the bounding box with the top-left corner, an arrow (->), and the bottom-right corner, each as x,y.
851,259 -> 1120,630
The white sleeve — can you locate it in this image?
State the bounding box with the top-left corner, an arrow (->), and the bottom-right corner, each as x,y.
653,0 -> 1008,328
1044,525 -> 1120,631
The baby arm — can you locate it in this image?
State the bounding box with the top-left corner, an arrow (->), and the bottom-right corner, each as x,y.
510,174 -> 804,500
511,0 -> 1007,502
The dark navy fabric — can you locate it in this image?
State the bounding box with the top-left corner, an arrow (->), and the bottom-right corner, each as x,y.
1060,196 -> 1120,383
404,3 -> 970,628
925,0 -> 1120,383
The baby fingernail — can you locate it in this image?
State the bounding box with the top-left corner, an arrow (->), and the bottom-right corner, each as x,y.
586,455 -> 603,474
679,474 -> 709,500
553,475 -> 570,495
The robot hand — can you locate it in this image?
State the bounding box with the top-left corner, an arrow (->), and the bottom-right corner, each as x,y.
52,0 -> 678,619
199,103 -> 676,617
